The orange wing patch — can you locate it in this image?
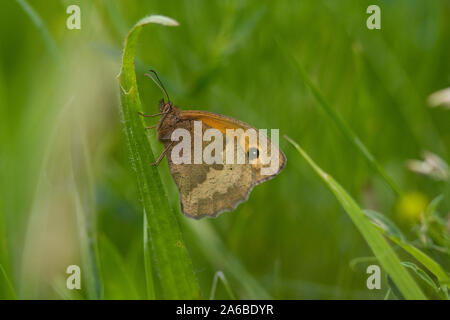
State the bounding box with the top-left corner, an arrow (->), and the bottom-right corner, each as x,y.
178,110 -> 251,134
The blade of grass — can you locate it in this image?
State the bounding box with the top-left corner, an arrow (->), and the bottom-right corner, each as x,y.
363,209 -> 450,287
73,189 -> 101,299
15,0 -> 59,62
97,235 -> 141,299
364,210 -> 406,241
285,135 -> 426,299
384,288 -> 392,300
70,115 -> 101,300
143,212 -> 155,300
0,263 -> 17,299
69,115 -> 101,299
118,15 -> 201,299
184,219 -> 271,299
401,262 -> 440,293
0,200 -> 11,298
278,41 -> 401,196
387,275 -> 405,299
209,271 -> 236,300
386,234 -> 450,286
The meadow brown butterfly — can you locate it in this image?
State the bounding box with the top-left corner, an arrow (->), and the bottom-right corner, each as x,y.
140,71 -> 286,219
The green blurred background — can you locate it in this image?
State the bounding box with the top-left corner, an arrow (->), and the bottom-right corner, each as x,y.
0,0 -> 449,299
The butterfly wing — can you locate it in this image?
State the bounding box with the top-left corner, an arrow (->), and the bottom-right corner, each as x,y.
168,160 -> 254,218
180,110 -> 286,185
163,110 -> 286,218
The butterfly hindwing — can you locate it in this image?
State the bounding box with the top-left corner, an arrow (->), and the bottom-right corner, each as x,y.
165,119 -> 254,218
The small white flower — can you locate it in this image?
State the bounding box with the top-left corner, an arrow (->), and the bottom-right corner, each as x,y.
407,151 -> 449,181
428,87 -> 450,109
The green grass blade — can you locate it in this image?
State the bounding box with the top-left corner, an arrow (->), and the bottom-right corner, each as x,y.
285,135 -> 426,300
15,0 -> 59,61
363,209 -> 450,287
118,15 -> 200,299
384,288 -> 392,300
387,275 -> 405,300
0,199 -> 11,299
69,117 -> 101,300
0,263 -> 17,299
184,219 -> 271,299
97,235 -> 141,299
364,210 -> 406,241
401,262 -> 440,293
387,234 -> 450,286
73,190 -> 101,300
209,271 -> 236,300
143,212 -> 155,300
278,42 -> 401,196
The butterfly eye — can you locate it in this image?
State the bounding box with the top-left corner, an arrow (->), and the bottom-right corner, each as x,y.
163,103 -> 171,113
248,147 -> 259,161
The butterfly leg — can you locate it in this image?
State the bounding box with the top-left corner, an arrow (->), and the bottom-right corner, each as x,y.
138,111 -> 168,118
151,141 -> 175,166
146,124 -> 157,130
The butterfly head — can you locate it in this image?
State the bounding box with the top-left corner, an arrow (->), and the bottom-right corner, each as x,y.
159,99 -> 173,113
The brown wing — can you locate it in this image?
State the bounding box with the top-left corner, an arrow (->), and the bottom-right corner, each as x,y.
164,119 -> 253,218
163,110 -> 286,218
179,110 -> 286,184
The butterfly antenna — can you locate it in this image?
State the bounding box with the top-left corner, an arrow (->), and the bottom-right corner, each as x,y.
144,70 -> 171,104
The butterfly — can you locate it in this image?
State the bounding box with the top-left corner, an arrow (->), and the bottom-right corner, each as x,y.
140,70 -> 286,219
